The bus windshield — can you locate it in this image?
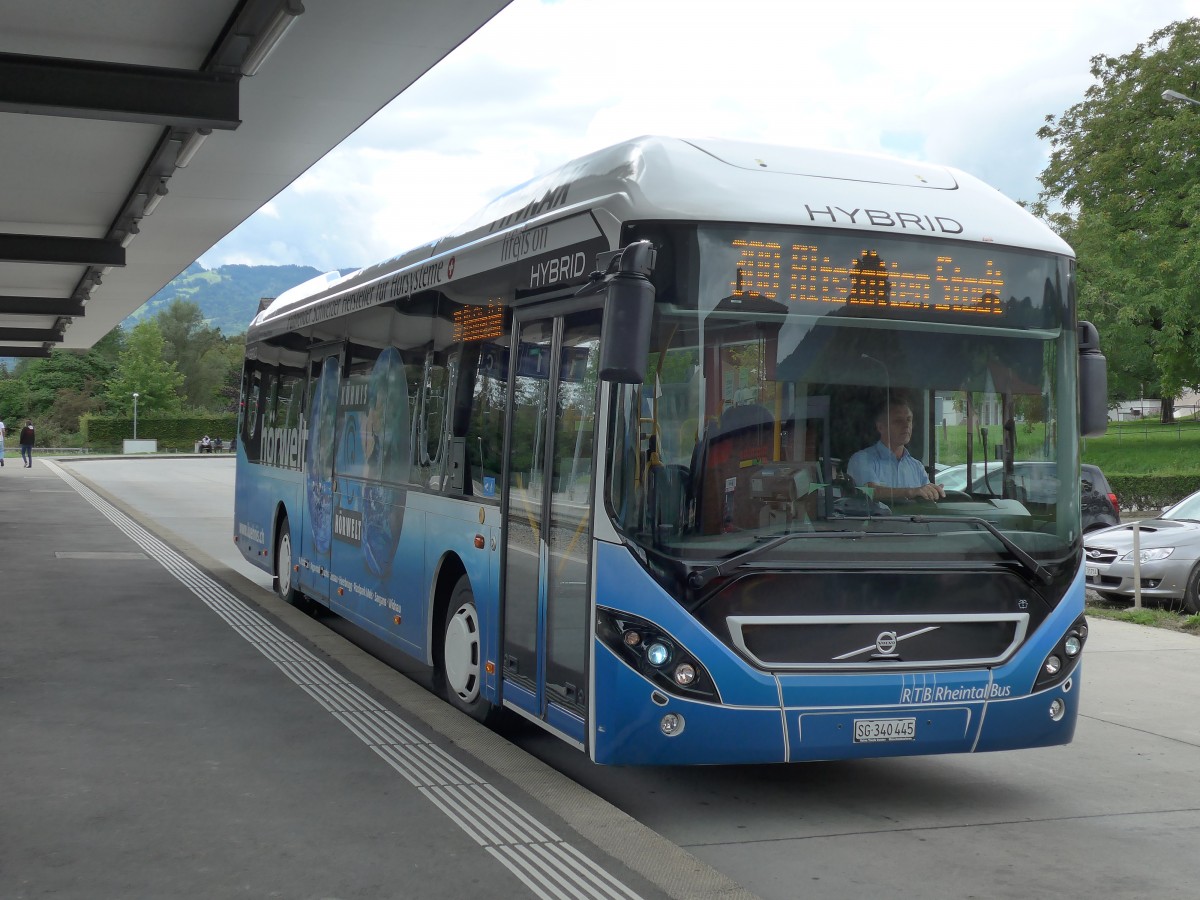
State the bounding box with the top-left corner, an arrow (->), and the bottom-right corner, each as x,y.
607,225 -> 1080,569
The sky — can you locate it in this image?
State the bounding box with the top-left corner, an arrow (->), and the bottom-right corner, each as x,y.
198,0 -> 1200,274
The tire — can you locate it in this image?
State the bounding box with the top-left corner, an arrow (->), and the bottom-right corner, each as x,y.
1183,564 -> 1200,615
441,575 -> 499,724
274,516 -> 307,610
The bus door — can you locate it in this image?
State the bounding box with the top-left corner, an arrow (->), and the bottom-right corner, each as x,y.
502,306 -> 602,740
298,347 -> 343,602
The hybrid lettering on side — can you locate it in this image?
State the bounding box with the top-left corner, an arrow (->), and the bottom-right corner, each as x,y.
529,251 -> 587,289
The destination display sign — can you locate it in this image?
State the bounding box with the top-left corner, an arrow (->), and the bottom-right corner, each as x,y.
453,301 -> 504,343
729,238 -> 1005,317
701,224 -> 1066,330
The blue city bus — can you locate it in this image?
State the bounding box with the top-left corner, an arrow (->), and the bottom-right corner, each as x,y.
234,136 -> 1107,765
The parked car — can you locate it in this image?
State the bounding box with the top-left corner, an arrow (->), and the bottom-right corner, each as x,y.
1084,487 -> 1200,612
935,462 -> 1120,532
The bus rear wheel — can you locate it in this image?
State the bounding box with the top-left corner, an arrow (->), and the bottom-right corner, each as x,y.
275,517 -> 307,610
441,576 -> 499,724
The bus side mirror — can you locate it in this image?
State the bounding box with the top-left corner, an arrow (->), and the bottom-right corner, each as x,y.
1078,320 -> 1108,437
598,241 -> 656,384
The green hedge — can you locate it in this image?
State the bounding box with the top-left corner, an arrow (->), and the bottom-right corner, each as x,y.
81,414 -> 238,452
1107,474 -> 1200,512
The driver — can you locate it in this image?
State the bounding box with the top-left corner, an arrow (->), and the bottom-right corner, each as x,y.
847,394 -> 945,503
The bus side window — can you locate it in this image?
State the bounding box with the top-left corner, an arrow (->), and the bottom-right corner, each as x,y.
278,371 -> 303,433
420,351 -> 450,487
454,341 -> 506,500
262,371 -> 279,433
241,366 -> 263,462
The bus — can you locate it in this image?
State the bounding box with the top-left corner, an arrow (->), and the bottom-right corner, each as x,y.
234,136 -> 1107,765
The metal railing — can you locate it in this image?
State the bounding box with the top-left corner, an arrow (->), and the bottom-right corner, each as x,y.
1106,406 -> 1200,440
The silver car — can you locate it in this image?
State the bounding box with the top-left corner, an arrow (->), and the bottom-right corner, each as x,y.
1084,489 -> 1200,613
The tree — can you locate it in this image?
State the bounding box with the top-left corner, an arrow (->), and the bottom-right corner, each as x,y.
105,319 -> 185,414
156,299 -> 225,408
0,349 -> 115,434
43,388 -> 105,444
1034,19 -> 1200,422
91,325 -> 126,366
210,333 -> 246,413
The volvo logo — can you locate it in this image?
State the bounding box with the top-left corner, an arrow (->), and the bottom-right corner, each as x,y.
832,625 -> 941,661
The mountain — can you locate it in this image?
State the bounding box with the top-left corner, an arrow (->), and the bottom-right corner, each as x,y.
122,262 -> 343,335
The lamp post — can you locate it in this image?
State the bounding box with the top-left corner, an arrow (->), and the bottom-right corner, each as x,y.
132,392 -> 139,439
1163,89 -> 1200,107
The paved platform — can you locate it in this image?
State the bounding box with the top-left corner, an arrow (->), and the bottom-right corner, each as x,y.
0,458 -> 741,900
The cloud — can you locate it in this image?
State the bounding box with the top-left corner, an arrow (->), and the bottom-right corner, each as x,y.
201,0 -> 1200,270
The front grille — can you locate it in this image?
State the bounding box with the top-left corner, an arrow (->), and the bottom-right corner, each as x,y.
1085,547 -> 1119,564
727,613 -> 1029,670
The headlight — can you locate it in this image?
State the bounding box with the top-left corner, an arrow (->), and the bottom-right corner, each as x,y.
1035,615 -> 1088,690
646,642 -> 672,667
595,609 -> 721,702
1119,547 -> 1174,562
674,663 -> 696,686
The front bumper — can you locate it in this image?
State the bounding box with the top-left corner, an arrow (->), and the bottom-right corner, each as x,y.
1084,558 -> 1191,599
591,644 -> 1081,764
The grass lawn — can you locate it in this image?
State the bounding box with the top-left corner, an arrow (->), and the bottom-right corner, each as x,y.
933,418 -> 1200,476
934,422 -> 1054,466
1081,419 -> 1200,476
1087,597 -> 1200,635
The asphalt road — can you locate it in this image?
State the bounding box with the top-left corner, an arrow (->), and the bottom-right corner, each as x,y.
63,457 -> 1200,900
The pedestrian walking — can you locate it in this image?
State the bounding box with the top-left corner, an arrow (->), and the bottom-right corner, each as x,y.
19,419 -> 34,468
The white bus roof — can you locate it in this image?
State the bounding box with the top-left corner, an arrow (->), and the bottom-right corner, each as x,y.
250,136 -> 1071,341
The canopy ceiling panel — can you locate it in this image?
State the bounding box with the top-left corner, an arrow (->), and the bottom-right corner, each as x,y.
0,0 -> 512,355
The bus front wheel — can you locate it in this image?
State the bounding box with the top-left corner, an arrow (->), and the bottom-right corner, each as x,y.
441,576 -> 498,724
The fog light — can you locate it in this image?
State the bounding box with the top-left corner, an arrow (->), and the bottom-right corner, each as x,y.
1043,655 -> 1062,677
646,642 -> 671,667
660,713 -> 685,736
1064,635 -> 1082,657
674,663 -> 696,686
1049,698 -> 1065,721
1078,623 -> 1088,641
623,630 -> 641,647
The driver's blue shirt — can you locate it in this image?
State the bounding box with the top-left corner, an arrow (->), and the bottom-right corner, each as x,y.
847,441 -> 930,489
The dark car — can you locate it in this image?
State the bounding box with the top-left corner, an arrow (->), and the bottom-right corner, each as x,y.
1079,464 -> 1122,532
936,462 -> 1120,532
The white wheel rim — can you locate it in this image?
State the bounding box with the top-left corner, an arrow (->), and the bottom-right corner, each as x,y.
445,602 -> 481,702
278,532 -> 292,596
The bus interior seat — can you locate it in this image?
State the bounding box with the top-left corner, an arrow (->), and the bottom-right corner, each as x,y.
696,403 -> 776,533
647,461 -> 692,540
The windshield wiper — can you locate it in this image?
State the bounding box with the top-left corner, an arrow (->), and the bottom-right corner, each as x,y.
687,530 -> 866,590
838,514 -> 1053,586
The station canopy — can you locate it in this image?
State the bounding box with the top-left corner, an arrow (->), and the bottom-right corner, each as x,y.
0,0 -> 511,355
